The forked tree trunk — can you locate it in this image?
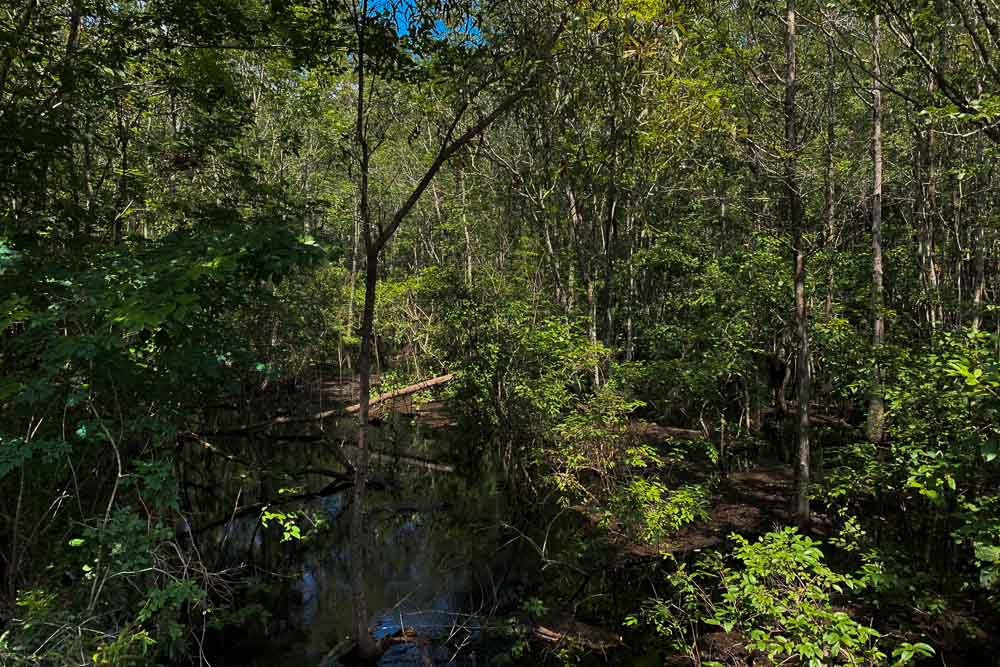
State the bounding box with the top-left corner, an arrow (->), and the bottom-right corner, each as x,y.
343,8 -> 563,655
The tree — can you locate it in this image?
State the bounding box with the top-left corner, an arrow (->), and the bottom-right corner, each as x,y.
326,0 -> 570,655
867,13 -> 885,444
784,0 -> 811,522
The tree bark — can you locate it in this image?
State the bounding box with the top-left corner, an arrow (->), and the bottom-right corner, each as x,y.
461,169 -> 473,286
972,106 -> 987,332
350,247 -> 379,660
867,15 -> 886,445
972,223 -> 986,331
349,2 -> 379,657
785,0 -> 810,523
919,47 -> 942,328
114,95 -> 128,245
824,36 -> 836,319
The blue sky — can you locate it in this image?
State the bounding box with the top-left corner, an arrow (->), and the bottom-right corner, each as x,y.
368,0 -> 480,41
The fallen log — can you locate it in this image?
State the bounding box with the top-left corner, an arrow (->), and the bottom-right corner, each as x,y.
633,422 -> 705,442
203,373 -> 454,434
345,373 -> 454,414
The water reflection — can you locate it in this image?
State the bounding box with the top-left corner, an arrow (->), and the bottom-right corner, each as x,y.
186,414 -> 520,666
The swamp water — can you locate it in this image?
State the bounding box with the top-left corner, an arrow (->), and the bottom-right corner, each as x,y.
182,414 -> 535,666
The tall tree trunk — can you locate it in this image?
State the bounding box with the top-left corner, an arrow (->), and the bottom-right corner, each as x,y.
350,3 -> 378,657
587,274 -> 599,386
568,185 -> 599,385
114,96 -> 128,245
824,36 -> 836,319
601,195 -> 616,349
972,85 -> 987,332
952,170 -> 963,327
543,219 -> 565,309
82,123 -> 94,226
785,0 -> 810,523
350,249 -> 379,661
867,15 -> 885,445
919,48 -> 942,328
624,211 -> 635,361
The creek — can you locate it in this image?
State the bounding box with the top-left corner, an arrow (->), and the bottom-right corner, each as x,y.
179,408 -> 536,666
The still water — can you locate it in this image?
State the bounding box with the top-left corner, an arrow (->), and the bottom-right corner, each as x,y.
183,413 -> 528,666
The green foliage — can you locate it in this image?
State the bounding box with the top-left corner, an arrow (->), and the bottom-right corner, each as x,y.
711,530 -> 883,666
632,530 -> 916,666
91,626 -> 158,667
611,481 -> 712,545
2,0 -> 1000,660
821,331 -> 1000,611
261,506 -> 306,543
439,276 -> 608,437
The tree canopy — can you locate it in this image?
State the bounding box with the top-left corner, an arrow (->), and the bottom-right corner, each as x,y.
1,0 -> 998,664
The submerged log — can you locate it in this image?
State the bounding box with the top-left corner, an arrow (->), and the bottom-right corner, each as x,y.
319,627 -> 433,667
523,612 -> 623,652
318,639 -> 354,667
341,444 -> 456,473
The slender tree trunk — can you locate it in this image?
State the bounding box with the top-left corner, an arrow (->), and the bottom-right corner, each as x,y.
972,85 -> 987,332
350,3 -> 378,658
824,37 -> 836,319
952,172 -> 963,327
350,248 -> 379,661
785,0 -> 810,523
114,96 -> 128,245
460,169 -> 473,286
624,211 -> 635,361
867,15 -> 885,445
83,124 -> 94,221
601,195 -> 616,349
63,1 -> 82,225
587,274 -> 599,385
567,185 -> 598,384
972,223 -> 986,331
919,56 -> 942,328
348,208 -> 360,344
543,219 -> 565,309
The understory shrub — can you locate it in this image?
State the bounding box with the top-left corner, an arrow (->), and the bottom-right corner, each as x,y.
629,528 -> 933,666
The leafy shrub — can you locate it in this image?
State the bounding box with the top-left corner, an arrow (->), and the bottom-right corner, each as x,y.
711,529 -> 884,665
820,331 -> 1000,611
611,480 -> 712,545
629,529 -> 930,666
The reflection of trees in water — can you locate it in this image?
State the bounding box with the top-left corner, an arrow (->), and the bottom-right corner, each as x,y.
180,414 -> 521,663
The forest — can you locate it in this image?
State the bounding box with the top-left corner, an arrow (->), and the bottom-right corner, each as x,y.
1,0 -> 999,665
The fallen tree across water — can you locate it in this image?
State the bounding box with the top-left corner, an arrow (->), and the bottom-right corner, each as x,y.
345,373 -> 455,414
203,373 -> 455,434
